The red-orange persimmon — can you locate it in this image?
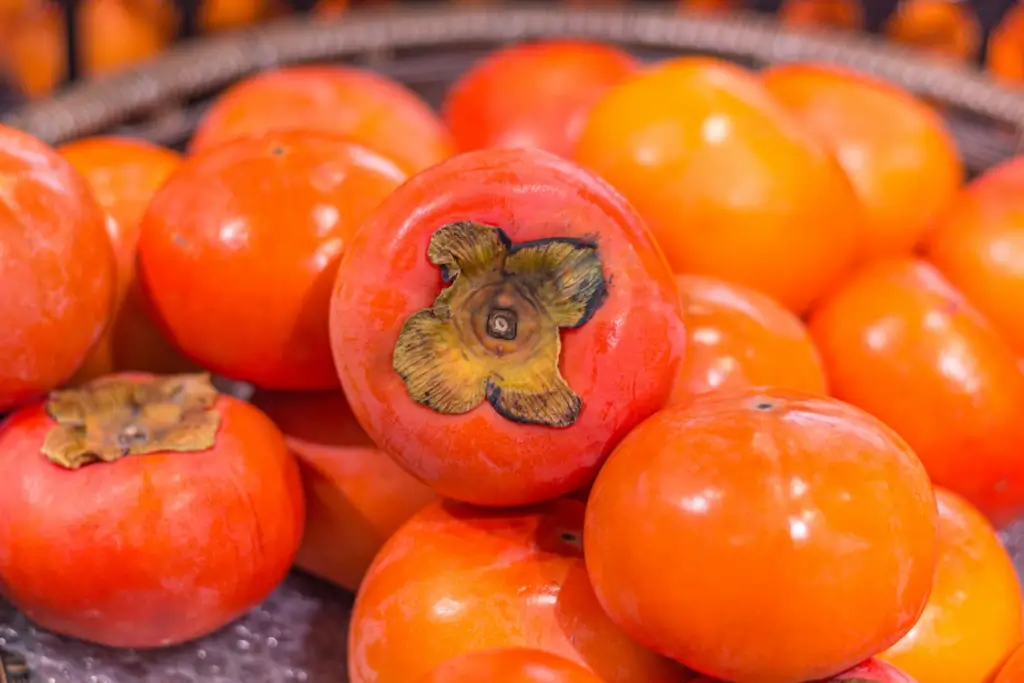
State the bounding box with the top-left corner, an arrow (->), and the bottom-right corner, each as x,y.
690,658 -> 918,682
419,649 -> 607,683
330,147 -> 685,506
0,373 -> 304,648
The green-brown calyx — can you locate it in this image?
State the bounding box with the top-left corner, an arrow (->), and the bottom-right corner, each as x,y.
392,221 -> 607,428
41,373 -> 221,470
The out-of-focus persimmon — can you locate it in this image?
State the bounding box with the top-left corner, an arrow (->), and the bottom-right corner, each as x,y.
989,2 -> 1024,84
670,275 -> 826,406
883,0 -> 980,62
574,56 -> 863,313
779,0 -> 864,31
250,390 -> 436,593
995,645 -> 1024,683
808,258 -> 1024,528
879,487 -> 1023,683
198,0 -> 266,31
677,0 -> 741,13
924,155 -> 1024,359
762,62 -> 963,259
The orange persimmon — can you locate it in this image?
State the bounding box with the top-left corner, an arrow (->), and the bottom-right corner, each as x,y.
419,649 -> 608,683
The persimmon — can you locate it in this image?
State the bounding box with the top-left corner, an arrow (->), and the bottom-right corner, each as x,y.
188,65 -> 455,174
0,373 -> 304,648
995,645 -> 1024,683
762,62 -> 963,259
779,0 -> 864,31
137,131 -> 408,390
442,40 -> 638,159
883,0 -> 980,62
420,649 -> 607,683
574,57 -> 862,313
989,3 -> 1024,84
808,258 -> 1024,527
330,147 -> 686,506
670,275 -> 826,406
0,124 -> 116,412
249,389 -> 436,592
677,0 -> 740,13
349,499 -> 692,683
879,487 -> 1022,683
58,136 -> 195,381
584,388 -> 937,683
690,658 -> 918,682
924,155 -> 1024,358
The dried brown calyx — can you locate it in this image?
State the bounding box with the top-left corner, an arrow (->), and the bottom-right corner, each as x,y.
393,221 -> 607,428
41,374 -> 222,470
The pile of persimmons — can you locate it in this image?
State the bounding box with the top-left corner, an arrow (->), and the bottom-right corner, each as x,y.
2,37 -> 1024,683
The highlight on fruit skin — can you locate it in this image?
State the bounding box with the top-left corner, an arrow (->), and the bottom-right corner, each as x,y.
417,648 -> 608,683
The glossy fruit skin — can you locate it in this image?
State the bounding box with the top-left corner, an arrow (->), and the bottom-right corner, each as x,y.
0,124 -> 116,412
250,389 -> 436,592
762,62 -> 963,259
58,135 -> 195,381
137,131 -> 408,390
584,388 -> 938,683
442,40 -> 638,159
924,155 -> 1024,358
419,649 -> 607,683
879,487 -> 1022,683
994,645 -> 1024,683
670,275 -> 826,406
808,258 -> 1024,528
691,658 -> 918,682
349,498 -> 692,683
188,65 -> 454,173
574,56 -> 862,313
0,374 -> 305,648
330,147 -> 686,506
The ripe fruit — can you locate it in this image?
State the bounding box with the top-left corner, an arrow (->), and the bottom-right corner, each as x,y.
808,258 -> 1024,527
883,0 -> 980,62
442,40 -> 638,158
690,658 -> 918,682
989,3 -> 1024,84
924,155 -> 1024,358
574,57 -> 862,313
419,649 -> 607,683
0,124 -> 116,412
584,388 -> 937,683
670,275 -> 826,406
250,389 -> 436,592
779,0 -> 864,31
137,131 -> 408,390
188,65 -> 455,173
879,487 -> 1023,683
349,499 -> 691,683
995,645 -> 1024,683
330,147 -> 686,506
58,136 -> 194,380
0,373 -> 304,648
763,62 -> 963,259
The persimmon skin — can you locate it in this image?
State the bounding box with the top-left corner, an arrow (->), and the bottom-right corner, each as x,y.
188,65 -> 455,174
690,658 -> 918,682
137,132 -> 408,390
762,62 -> 963,259
330,147 -> 686,506
879,487 -> 1023,683
924,155 -> 1024,358
349,499 -> 692,683
250,390 -> 436,593
994,645 -> 1024,683
574,56 -> 862,313
808,258 -> 1024,528
0,374 -> 305,648
442,40 -> 639,158
584,388 -> 937,683
670,275 -> 826,406
0,124 -> 116,412
419,649 -> 607,683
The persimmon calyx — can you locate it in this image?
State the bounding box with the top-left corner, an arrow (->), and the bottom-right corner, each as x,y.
41,373 -> 221,470
392,221 -> 607,428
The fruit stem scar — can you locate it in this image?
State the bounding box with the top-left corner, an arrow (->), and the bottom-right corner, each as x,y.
392,221 -> 608,428
40,374 -> 222,470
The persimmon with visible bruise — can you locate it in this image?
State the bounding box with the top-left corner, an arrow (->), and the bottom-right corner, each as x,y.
924,155 -> 1024,358
419,649 -> 608,683
0,124 -> 116,412
762,63 -> 963,259
879,487 -> 1022,683
670,275 -> 826,406
58,136 -> 195,381
348,499 -> 693,683
330,147 -> 686,506
808,258 -> 1024,527
0,373 -> 304,648
250,390 -> 436,592
584,388 -> 937,683
188,65 -> 455,174
442,40 -> 638,159
995,646 -> 1024,683
137,131 -> 408,390
574,57 -> 862,313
